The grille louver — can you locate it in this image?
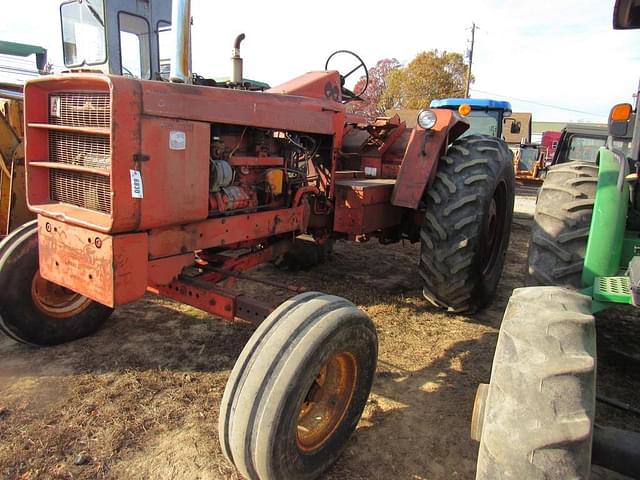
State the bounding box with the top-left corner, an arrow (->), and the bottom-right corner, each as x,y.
46,92 -> 112,213
50,170 -> 111,213
49,92 -> 110,127
48,131 -> 110,169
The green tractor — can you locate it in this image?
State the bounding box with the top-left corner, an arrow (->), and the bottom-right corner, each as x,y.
470,1 -> 640,478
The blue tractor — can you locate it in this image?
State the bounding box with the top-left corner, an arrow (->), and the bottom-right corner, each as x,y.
430,98 -> 513,139
431,98 -> 550,183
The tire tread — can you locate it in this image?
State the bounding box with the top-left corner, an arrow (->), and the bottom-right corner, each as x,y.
527,161 -> 597,287
476,286 -> 596,479
419,135 -> 515,312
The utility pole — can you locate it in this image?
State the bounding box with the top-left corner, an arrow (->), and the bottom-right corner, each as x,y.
464,22 -> 476,98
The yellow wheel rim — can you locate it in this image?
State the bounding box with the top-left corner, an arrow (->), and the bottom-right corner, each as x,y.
31,270 -> 92,319
296,351 -> 358,453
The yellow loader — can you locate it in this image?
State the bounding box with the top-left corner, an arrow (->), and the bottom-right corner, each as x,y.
0,40 -> 47,237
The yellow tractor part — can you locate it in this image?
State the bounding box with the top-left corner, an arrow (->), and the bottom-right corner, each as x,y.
0,96 -> 33,237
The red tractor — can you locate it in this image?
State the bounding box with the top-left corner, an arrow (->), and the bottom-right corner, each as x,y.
0,0 -> 515,478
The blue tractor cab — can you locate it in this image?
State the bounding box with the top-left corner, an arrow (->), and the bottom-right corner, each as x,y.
430,98 -> 512,139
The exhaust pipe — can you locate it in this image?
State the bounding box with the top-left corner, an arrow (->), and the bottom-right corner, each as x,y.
231,34 -> 245,85
170,0 -> 191,83
35,49 -> 48,74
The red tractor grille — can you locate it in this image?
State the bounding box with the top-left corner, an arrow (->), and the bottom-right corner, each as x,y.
40,92 -> 113,214
48,131 -> 111,169
49,92 -> 110,127
49,170 -> 112,214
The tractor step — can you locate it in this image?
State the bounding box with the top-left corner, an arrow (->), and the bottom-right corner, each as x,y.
593,276 -> 631,304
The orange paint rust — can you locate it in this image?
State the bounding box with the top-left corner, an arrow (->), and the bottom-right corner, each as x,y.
148,253 -> 195,286
25,74 -> 212,235
391,109 -> 468,209
142,73 -> 343,135
333,179 -> 402,234
37,216 -> 148,307
151,280 -> 236,320
149,279 -> 272,324
21,71 -> 474,314
147,206 -> 306,259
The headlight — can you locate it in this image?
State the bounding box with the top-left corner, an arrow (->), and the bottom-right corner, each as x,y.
417,109 -> 437,129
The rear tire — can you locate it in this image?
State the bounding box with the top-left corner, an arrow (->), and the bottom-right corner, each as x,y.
420,135 -> 515,312
528,161 -> 598,287
219,292 -> 377,480
0,220 -> 113,346
475,286 -> 595,479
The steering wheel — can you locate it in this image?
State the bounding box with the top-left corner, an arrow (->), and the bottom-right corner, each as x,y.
324,50 -> 369,102
121,65 -> 135,77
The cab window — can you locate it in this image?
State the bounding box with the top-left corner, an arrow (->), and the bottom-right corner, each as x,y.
157,21 -> 172,80
567,136 -> 606,162
61,0 -> 106,67
118,12 -> 151,79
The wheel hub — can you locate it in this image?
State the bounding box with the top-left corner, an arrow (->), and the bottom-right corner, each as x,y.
296,351 -> 358,452
31,271 -> 92,319
471,383 -> 489,441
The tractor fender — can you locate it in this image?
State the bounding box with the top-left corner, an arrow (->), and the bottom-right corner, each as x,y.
390,109 -> 468,209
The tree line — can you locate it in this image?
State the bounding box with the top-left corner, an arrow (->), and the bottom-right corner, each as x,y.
349,49 -> 472,119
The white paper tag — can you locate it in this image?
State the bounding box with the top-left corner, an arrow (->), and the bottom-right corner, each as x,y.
50,96 -> 61,118
130,169 -> 144,198
169,130 -> 186,150
364,166 -> 377,177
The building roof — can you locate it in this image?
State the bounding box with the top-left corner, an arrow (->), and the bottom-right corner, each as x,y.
530,122 -> 609,135
0,40 -> 46,58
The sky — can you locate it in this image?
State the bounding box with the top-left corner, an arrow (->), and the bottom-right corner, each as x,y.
1,0 -> 638,123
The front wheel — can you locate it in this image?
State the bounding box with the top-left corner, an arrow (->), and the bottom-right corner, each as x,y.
419,135 -> 515,312
0,220 -> 113,346
474,287 -> 596,479
527,161 -> 598,287
219,292 -> 377,480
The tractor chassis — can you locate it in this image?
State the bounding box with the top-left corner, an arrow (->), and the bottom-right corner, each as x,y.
149,240 -> 307,325
37,207 -> 310,325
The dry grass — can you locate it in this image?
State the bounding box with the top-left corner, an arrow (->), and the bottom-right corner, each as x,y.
1,219 -> 639,479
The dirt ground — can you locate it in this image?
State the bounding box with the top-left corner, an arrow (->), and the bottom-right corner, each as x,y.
1,192 -> 639,480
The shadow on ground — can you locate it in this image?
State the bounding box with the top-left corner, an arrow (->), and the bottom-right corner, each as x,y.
1,215 -> 638,479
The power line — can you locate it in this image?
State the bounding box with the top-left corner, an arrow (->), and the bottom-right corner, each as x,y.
470,88 -> 606,117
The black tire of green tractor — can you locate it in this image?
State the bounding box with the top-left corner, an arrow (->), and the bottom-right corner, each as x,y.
527,161 -> 598,287
0,220 -> 113,346
274,235 -> 334,271
420,135 -> 515,313
219,291 -> 377,480
475,286 -> 596,479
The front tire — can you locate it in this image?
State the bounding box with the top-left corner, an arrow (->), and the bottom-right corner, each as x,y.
219,292 -> 377,480
474,287 -> 596,479
0,220 -> 113,346
528,161 -> 598,287
419,135 -> 515,312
